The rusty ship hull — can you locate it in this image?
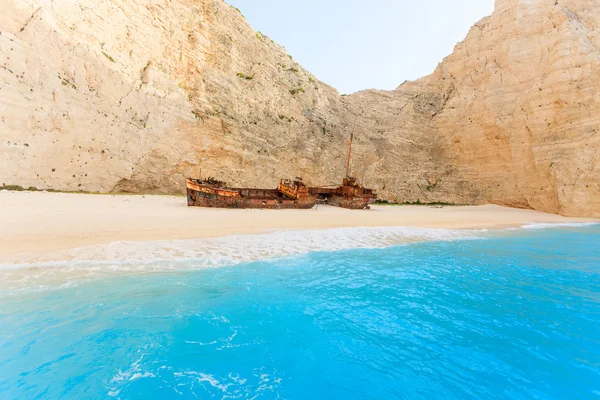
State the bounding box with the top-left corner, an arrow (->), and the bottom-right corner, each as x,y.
308,133 -> 377,210
310,178 -> 377,210
186,178 -> 316,209
315,194 -> 376,210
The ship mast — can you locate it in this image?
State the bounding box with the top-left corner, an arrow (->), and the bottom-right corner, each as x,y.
345,133 -> 354,178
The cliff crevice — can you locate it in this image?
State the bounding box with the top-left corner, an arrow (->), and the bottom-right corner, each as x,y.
1,0 -> 598,216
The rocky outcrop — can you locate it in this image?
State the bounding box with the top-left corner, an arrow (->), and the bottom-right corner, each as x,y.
0,0 -> 352,194
344,0 -> 600,216
1,0 -> 598,216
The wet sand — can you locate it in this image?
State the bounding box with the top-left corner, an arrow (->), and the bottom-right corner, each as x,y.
1,190 -> 597,264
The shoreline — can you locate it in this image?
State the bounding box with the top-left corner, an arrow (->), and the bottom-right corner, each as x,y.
1,191 -> 598,265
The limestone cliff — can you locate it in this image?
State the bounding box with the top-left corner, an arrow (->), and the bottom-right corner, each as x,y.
0,0 -> 351,194
359,0 -> 599,217
1,0 -> 598,216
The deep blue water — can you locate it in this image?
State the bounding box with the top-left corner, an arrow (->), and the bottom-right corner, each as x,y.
0,226 -> 599,399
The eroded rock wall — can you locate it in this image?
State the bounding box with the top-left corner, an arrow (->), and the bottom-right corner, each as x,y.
344,0 -> 600,216
1,0 -> 352,194
420,0 -> 600,216
1,0 -> 598,216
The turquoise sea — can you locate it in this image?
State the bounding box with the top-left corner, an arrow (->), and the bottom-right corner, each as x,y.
0,224 -> 599,399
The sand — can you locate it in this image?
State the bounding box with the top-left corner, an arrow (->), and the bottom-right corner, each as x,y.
1,190 -> 597,264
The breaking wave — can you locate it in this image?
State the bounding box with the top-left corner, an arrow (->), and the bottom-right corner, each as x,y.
2,222 -> 596,292
0,226 -> 483,273
521,222 -> 599,230
0,226 -> 486,293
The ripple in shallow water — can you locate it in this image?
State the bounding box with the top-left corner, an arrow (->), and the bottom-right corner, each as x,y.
0,225 -> 599,399
0,226 -> 484,293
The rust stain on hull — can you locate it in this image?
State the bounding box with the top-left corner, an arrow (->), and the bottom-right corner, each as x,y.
306,133 -> 378,210
309,177 -> 377,210
186,133 -> 376,210
186,178 -> 317,209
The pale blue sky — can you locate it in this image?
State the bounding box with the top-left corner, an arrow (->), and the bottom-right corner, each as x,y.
227,0 -> 495,94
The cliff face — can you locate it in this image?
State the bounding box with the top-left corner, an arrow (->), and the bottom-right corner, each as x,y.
345,0 -> 600,216
1,0 -> 599,216
416,0 -> 600,216
1,0 -> 350,194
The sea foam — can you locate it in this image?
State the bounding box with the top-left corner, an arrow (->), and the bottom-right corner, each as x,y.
0,226 -> 483,272
521,222 -> 599,230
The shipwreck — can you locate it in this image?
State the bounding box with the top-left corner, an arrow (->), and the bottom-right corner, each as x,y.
186,177 -> 317,209
186,134 -> 376,210
309,133 -> 377,210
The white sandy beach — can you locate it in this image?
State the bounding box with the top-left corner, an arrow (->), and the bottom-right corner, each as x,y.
1,190 -> 597,264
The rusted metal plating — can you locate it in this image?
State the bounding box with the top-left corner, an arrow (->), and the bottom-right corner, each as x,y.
309,177 -> 377,210
186,133 -> 376,210
186,177 -> 317,209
